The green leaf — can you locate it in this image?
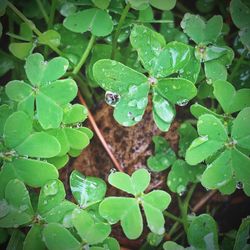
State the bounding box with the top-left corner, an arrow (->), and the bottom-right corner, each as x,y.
99,197 -> 143,239
234,217 -> 250,250
93,59 -> 150,126
0,179 -> 34,228
128,0 -> 149,10
72,208 -> 111,244
156,78 -> 197,105
70,170 -> 107,208
190,103 -> 222,119
0,52 -> 14,77
147,135 -> 176,172
108,168 -> 150,196
142,190 -> 171,234
178,122 -> 198,157
37,179 -> 66,216
186,114 -> 228,165
204,60 -> 227,83
23,225 -> 46,250
231,107 -> 250,150
15,132 -> 61,158
187,214 -> 219,250
214,80 -> 250,114
9,42 -> 34,60
47,155 -> 69,169
0,104 -> 13,135
3,158 -> 59,187
201,150 -> 233,189
25,53 -> 69,86
163,241 -> 184,250
130,25 -> 190,77
3,111 -> 32,148
63,104 -> 88,124
63,8 -> 113,36
239,27 -> 250,51
152,109 -> 172,132
38,30 -> 61,47
91,0 -> 110,9
167,160 -> 204,194
181,14 -> 223,44
149,0 -> 176,10
43,223 -> 81,250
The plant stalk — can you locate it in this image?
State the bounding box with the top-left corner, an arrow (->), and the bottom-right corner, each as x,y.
35,0 -> 49,24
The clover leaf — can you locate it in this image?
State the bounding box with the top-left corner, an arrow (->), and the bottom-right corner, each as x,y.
5,53 -> 77,129
213,80 -> 250,114
63,8 -> 113,37
0,179 -> 34,228
23,224 -> 45,250
93,25 -> 197,131
233,217 -> 250,250
99,168 -> 171,239
129,0 -> 176,11
147,136 -> 176,172
70,170 -> 107,208
186,108 -> 250,196
187,214 -> 219,250
167,160 -> 204,195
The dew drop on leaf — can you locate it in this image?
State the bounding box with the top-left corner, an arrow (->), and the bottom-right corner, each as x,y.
105,91 -> 120,107
44,180 -> 59,196
236,181 -> 244,189
177,99 -> 189,106
109,168 -> 117,174
177,185 -> 186,196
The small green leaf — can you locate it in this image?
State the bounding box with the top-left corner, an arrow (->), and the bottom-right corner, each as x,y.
0,104 -> 13,135
47,155 -> 69,169
3,111 -> 32,148
15,132 -> 61,158
147,135 -> 176,172
204,60 -> 227,83
9,42 -> 34,60
181,14 -> 223,44
25,53 -> 69,86
190,103 -> 222,119
187,214 -> 219,250
0,179 -> 34,228
91,0 -> 110,9
63,8 -> 113,36
70,170 -> 107,208
156,78 -> 197,105
108,168 -> 150,196
234,217 -> 250,250
72,208 -> 111,244
99,197 -> 143,239
23,224 -> 46,250
38,30 -> 61,47
163,241 -> 184,250
149,0 -> 176,10
63,104 -> 88,124
213,80 -> 250,114
231,107 -> 250,150
43,223 -> 81,250
142,190 -> 171,235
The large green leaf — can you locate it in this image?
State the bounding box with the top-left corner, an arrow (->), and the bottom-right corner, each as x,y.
181,14 -> 223,44
142,190 -> 171,235
43,223 -> 81,250
63,8 -> 113,36
23,225 -> 46,250
25,53 -> 69,86
99,197 -> 142,239
213,80 -> 250,114
3,159 -> 58,187
15,132 -> 61,158
187,214 -> 219,250
231,107 -> 250,150
0,179 -> 34,228
72,208 -> 111,244
156,78 -> 197,105
70,170 -> 106,208
108,168 -> 150,196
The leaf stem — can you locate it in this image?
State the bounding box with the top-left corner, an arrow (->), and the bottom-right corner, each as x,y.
111,2 -> 131,59
164,211 -> 183,223
72,35 -> 95,75
35,0 -> 49,24
48,0 -> 57,29
228,52 -> 246,82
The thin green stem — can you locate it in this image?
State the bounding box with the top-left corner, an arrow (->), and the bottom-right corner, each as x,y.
164,211 -> 183,223
35,0 -> 49,24
6,32 -> 31,42
7,1 -> 42,36
111,2 -> 131,59
168,221 -> 180,237
72,35 -> 95,75
48,0 -> 57,29
135,19 -> 174,24
228,52 -> 246,82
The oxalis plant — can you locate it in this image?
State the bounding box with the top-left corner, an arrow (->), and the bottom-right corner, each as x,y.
0,0 -> 250,249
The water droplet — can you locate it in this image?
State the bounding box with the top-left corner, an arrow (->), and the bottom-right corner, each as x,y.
111,61 -> 117,66
177,185 -> 186,196
137,98 -> 147,109
236,181 -> 243,189
128,85 -> 138,94
44,180 -> 58,196
109,168 -> 117,174
128,100 -> 137,107
105,91 -> 120,107
177,99 -> 189,107
134,115 -> 142,122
